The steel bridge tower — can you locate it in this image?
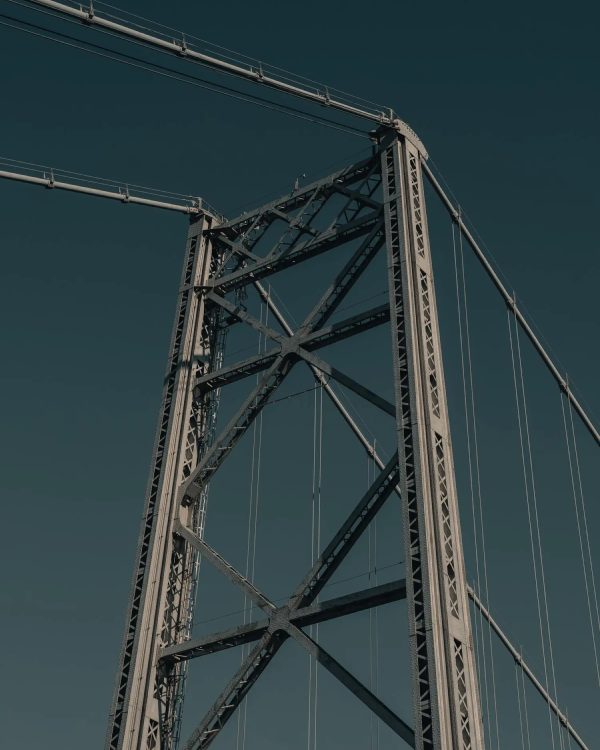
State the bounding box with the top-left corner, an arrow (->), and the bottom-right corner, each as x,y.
105,124 -> 485,750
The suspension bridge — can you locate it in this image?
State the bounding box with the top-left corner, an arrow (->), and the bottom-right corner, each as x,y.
2,2 -> 598,750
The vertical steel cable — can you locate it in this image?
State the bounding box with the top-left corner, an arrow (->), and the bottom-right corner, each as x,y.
507,308 -> 557,749
566,710 -> 573,750
457,217 -> 501,750
367,438 -> 380,750
368,453 -> 374,750
560,393 -> 600,686
237,298 -> 265,750
514,661 -> 526,750
308,379 -> 323,750
518,647 -> 532,750
471,576 -> 485,714
307,384 -> 317,750
451,220 -> 493,746
374,508 -> 380,750
513,310 -> 564,750
240,294 -> 269,750
567,395 -> 600,656
313,384 -> 323,750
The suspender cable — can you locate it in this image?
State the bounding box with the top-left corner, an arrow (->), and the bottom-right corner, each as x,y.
517,647 -> 533,750
375,516 -> 380,750
513,307 -> 565,750
422,161 -> 600,452
314,385 -> 323,750
471,575 -> 485,725
566,711 -> 573,750
245,297 -> 268,749
368,453 -> 374,750
308,388 -> 323,750
237,295 -> 268,750
451,220 -> 494,747
514,661 -> 526,750
306,385 -> 316,750
457,215 -> 502,750
507,308 -> 560,749
559,392 -> 600,688
566,396 -> 600,636
367,443 -> 380,750
308,381 -> 323,750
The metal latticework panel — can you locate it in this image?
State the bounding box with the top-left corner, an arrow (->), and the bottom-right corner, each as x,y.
381,130 -> 484,750
105,213 -> 225,750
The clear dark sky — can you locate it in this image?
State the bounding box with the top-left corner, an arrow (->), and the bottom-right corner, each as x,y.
0,1 -> 599,749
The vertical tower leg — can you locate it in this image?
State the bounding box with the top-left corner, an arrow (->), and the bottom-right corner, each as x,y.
381,131 -> 485,750
105,213 -> 224,750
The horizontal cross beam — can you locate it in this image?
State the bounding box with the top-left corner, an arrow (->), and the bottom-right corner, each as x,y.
194,303 -> 390,394
160,579 -> 406,664
211,157 -> 377,236
207,211 -> 382,294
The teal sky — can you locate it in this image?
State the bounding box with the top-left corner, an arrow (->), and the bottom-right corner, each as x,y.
0,1 -> 599,749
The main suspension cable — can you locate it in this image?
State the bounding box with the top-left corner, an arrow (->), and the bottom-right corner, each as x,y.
0,9 -> 370,140
18,0 -> 394,117
94,0 -> 392,112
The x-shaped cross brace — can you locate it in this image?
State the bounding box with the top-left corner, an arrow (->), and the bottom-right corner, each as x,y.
204,292 -> 395,416
168,454 -> 415,750
178,221 -> 391,508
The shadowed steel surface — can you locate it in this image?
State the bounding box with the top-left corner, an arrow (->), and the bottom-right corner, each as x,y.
381,130 -> 484,750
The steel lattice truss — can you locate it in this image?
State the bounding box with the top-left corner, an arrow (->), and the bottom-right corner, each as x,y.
106,130 -> 485,750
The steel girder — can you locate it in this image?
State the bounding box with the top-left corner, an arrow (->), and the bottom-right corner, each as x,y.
107,139 -> 486,750
105,214 -> 226,750
380,131 -> 484,750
